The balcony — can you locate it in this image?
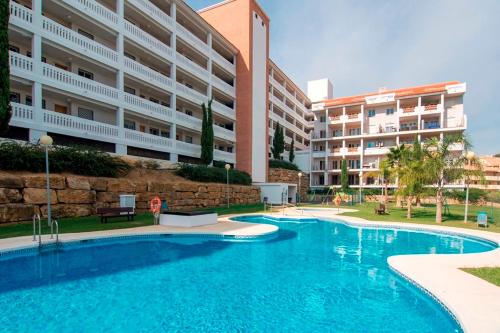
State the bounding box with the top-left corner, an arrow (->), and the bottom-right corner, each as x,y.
214,149 -> 235,163
9,1 -> 32,31
124,93 -> 174,121
212,75 -> 235,97
176,53 -> 210,82
176,23 -> 209,54
212,100 -> 235,119
364,147 -> 390,156
124,20 -> 174,62
346,113 -> 361,122
214,125 -> 235,141
125,128 -> 174,150
176,82 -> 207,105
60,0 -> 118,31
212,50 -> 235,74
175,111 -> 202,130
124,57 -> 174,91
176,140 -> 201,157
127,0 -> 174,32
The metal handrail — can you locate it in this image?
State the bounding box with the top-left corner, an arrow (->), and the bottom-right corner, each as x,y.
51,218 -> 59,243
32,214 -> 41,246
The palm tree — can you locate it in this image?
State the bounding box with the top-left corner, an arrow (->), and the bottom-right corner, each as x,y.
386,144 -> 407,207
424,134 -> 480,223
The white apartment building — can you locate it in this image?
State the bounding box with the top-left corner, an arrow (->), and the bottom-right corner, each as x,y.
7,0 -> 238,164
307,80 -> 467,188
268,60 -> 314,156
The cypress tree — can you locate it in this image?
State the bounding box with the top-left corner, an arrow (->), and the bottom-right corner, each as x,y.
341,158 -> 349,193
271,122 -> 285,160
289,138 -> 295,162
0,0 -> 11,135
200,99 -> 214,165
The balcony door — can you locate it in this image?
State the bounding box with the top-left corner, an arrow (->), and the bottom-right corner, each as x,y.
54,104 -> 68,114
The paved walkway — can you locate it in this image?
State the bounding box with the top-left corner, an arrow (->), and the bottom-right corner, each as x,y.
278,207 -> 500,333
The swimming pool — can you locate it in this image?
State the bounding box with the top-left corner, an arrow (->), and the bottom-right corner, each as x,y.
0,216 -> 496,332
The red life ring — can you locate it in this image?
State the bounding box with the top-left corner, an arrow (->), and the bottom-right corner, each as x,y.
150,196 -> 162,214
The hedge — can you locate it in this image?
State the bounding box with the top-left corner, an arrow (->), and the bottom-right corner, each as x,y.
0,141 -> 131,177
175,164 -> 252,185
269,159 -> 300,171
445,188 -> 488,203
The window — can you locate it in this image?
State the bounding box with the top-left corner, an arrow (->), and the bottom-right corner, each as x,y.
9,92 -> 20,103
367,141 -> 376,148
78,68 -> 94,80
368,110 -> 376,117
124,86 -> 136,95
348,128 -> 361,136
160,130 -> 170,138
320,115 -> 326,122
78,29 -> 94,40
320,130 -> 326,138
26,51 -> 32,58
386,108 -> 394,115
25,95 -> 32,106
78,108 -> 94,120
161,101 -> 170,107
149,127 -> 159,136
185,110 -> 193,116
8,45 -> 20,53
149,97 -> 159,104
124,120 -> 136,130
227,147 -> 233,153
333,129 -> 343,137
42,99 -> 46,109
185,136 -> 193,144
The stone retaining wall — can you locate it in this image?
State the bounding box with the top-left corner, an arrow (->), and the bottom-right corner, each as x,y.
0,173 -> 260,223
268,168 -> 309,201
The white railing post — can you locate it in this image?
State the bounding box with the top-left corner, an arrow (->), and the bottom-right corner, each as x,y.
115,0 -> 126,154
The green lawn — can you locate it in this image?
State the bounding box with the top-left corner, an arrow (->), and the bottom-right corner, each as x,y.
0,203 -> 267,239
300,201 -> 500,233
461,267 -> 500,287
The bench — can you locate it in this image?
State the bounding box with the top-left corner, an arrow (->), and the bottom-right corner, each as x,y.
97,207 -> 135,224
374,203 -> 387,215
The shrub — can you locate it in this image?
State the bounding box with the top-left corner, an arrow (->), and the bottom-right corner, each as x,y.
143,160 -> 160,170
175,164 -> 252,185
0,141 -> 131,177
445,188 -> 488,203
269,159 -> 300,171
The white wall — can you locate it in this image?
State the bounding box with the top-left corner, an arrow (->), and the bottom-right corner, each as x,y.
307,78 -> 333,102
295,150 -> 311,172
251,11 -> 267,183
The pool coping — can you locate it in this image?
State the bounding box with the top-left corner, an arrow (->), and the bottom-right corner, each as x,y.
253,209 -> 500,333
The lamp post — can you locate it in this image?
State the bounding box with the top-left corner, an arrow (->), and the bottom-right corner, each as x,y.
225,164 -> 231,208
39,135 -> 53,229
297,172 -> 303,205
464,151 -> 475,223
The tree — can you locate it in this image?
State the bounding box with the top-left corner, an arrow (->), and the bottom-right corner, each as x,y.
386,144 -> 407,207
271,122 -> 285,160
0,0 -> 11,135
340,158 -> 349,193
378,159 -> 393,205
424,134 -> 482,223
289,138 -> 295,163
200,99 -> 214,165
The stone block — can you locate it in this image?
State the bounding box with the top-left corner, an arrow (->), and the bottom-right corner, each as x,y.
90,178 -> 108,191
0,204 -> 35,223
23,175 -> 65,189
23,188 -> 58,204
107,179 -> 135,193
0,188 -> 22,204
0,175 -> 23,189
40,204 -> 93,218
66,176 -> 91,190
96,191 -> 120,203
57,190 -> 96,204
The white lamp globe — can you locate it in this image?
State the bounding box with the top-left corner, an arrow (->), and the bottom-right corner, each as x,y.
39,135 -> 53,146
225,163 -> 231,170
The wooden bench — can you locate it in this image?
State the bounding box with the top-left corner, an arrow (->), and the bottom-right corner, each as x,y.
374,203 -> 387,215
97,207 -> 135,224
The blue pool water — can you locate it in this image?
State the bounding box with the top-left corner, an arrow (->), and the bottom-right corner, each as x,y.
0,217 -> 496,332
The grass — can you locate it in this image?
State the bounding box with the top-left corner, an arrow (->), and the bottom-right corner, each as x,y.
0,203 -> 267,239
461,267 -> 500,287
300,201 -> 500,233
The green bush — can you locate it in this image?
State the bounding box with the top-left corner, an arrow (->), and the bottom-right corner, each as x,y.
269,159 -> 300,171
175,164 -> 252,185
0,141 -> 130,177
445,188 -> 488,203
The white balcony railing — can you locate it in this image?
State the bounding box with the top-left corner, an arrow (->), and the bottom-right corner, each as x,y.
10,103 -> 33,122
176,82 -> 207,105
42,62 -> 119,101
9,1 -> 32,29
212,75 -> 235,97
127,0 -> 173,31
124,57 -> 174,91
175,53 -> 210,82
211,50 -> 235,74
176,140 -> 201,157
42,16 -> 118,66
124,93 -> 173,121
9,51 -> 33,74
175,111 -> 202,130
212,100 -> 235,119
43,109 -> 119,138
214,149 -> 235,163
61,0 -> 118,30
214,125 -> 235,141
176,23 -> 209,53
124,21 -> 174,61
125,129 -> 174,148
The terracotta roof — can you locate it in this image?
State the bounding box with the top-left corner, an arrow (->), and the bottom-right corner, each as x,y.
480,156 -> 500,170
323,81 -> 461,107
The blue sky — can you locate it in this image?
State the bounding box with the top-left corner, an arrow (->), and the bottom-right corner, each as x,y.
187,0 -> 500,155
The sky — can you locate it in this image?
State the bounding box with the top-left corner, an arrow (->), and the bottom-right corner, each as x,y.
187,0 -> 500,155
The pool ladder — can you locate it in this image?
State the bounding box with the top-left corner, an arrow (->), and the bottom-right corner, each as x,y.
32,214 -> 59,246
